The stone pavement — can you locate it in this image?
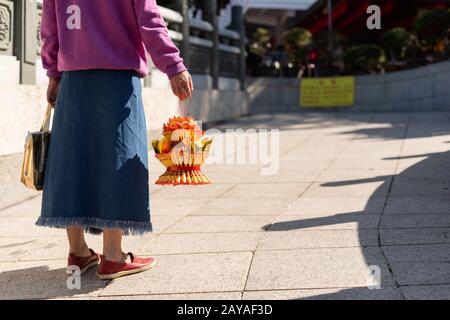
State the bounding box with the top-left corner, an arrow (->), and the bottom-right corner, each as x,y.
1,112 -> 450,300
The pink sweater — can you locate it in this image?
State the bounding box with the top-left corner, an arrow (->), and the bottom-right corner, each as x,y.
41,0 -> 187,79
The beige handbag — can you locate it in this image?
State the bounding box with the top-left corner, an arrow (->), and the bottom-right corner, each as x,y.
20,104 -> 53,191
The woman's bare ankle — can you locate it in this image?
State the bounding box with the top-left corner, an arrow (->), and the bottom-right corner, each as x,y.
69,243 -> 91,257
103,251 -> 126,263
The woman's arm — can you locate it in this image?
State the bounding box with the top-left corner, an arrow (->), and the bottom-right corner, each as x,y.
41,0 -> 60,106
41,0 -> 60,79
133,0 -> 193,100
133,0 -> 187,78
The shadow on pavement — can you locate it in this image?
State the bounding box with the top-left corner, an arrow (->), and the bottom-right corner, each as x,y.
0,265 -> 107,299
261,113 -> 450,299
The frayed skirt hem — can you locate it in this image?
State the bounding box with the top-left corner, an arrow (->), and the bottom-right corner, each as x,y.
36,216 -> 152,236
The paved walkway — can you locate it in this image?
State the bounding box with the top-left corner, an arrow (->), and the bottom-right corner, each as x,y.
1,112 -> 450,300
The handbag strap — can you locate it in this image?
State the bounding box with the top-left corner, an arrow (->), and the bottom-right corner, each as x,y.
40,104 -> 53,132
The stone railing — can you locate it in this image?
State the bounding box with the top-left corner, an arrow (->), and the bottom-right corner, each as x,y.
219,28 -> 241,78
158,5 -> 184,43
0,0 -> 246,89
0,0 -> 39,84
159,4 -> 245,88
0,0 -> 14,56
188,18 -> 214,75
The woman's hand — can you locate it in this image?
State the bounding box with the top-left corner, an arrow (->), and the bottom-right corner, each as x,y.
170,71 -> 193,101
47,77 -> 60,107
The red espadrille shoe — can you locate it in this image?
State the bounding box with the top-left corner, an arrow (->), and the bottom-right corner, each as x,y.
97,253 -> 155,280
67,248 -> 100,275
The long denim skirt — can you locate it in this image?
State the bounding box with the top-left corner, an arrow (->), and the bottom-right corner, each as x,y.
36,69 -> 152,235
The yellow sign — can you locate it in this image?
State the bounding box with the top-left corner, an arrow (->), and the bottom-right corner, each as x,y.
300,77 -> 355,108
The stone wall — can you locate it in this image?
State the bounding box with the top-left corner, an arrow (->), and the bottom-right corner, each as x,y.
248,60 -> 450,114
247,77 -> 301,114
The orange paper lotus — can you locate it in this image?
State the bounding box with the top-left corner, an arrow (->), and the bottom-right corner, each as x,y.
152,116 -> 212,185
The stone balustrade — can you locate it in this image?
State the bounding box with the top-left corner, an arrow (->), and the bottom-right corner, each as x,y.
0,0 -> 246,89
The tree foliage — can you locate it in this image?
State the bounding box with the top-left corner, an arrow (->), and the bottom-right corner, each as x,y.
382,27 -> 414,61
249,28 -> 271,57
415,9 -> 450,53
282,28 -> 313,65
344,44 -> 386,74
313,30 -> 346,64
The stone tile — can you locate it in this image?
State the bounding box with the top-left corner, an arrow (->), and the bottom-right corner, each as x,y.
151,216 -> 186,234
49,297 -> 93,300
380,228 -> 450,246
337,151 -> 401,161
401,285 -> 450,300
384,243 -> 450,285
0,237 -> 66,262
243,287 -> 402,300
258,230 -> 379,251
390,262 -> 450,286
166,216 -> 275,233
246,170 -> 321,183
219,183 -> 310,200
141,232 -> 262,255
396,166 -> 450,182
202,164 -> 260,172
97,292 -> 242,300
385,196 -> 450,215
390,177 -> 450,196
380,215 -> 450,229
278,160 -> 332,171
270,214 -> 381,231
382,244 -> 450,262
2,113 -> 450,300
99,252 -> 252,295
206,169 -> 320,184
316,170 -> 394,182
192,199 -> 290,216
284,196 -> 385,216
0,260 -> 106,299
205,171 -> 256,184
286,144 -> 347,155
395,158 -> 430,171
152,184 -> 235,199
0,154 -> 41,211
302,181 -> 389,197
345,144 -> 402,154
281,151 -> 341,161
150,198 -> 209,216
401,144 -> 450,155
246,247 -> 395,290
0,196 -> 42,218
149,184 -> 163,195
0,213 -> 175,239
0,217 -> 65,238
397,156 -> 450,171
326,160 -> 397,171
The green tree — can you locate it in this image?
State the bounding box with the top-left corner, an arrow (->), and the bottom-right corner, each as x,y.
344,44 -> 386,74
415,9 -> 450,54
282,28 -> 313,65
249,28 -> 271,57
382,27 -> 414,62
313,30 -> 346,63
